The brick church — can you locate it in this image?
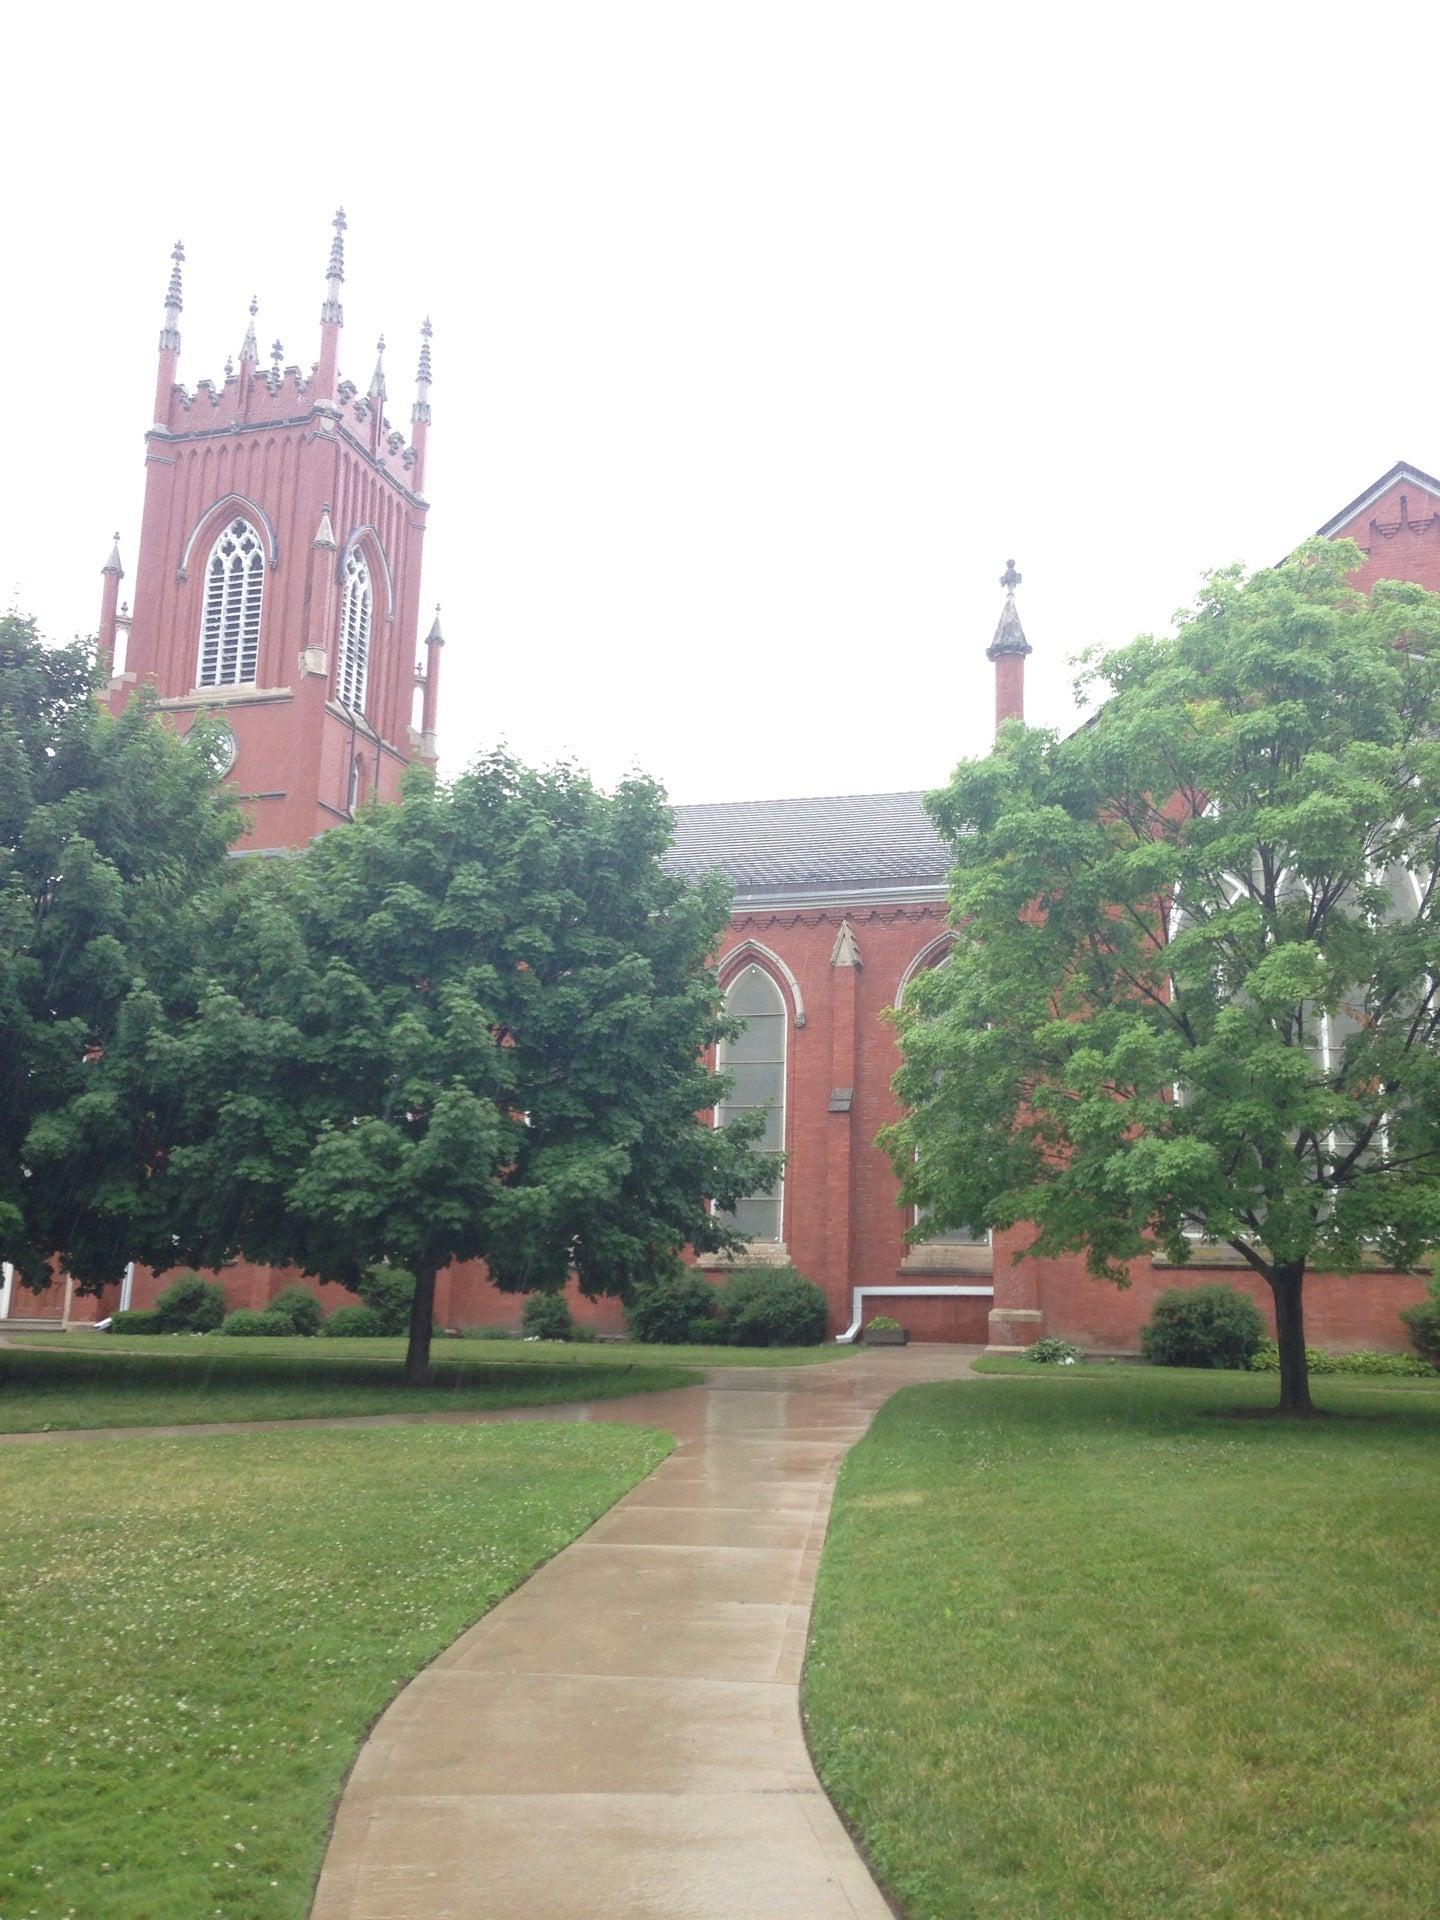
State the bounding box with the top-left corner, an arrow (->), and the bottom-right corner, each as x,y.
1,223 -> 1431,1349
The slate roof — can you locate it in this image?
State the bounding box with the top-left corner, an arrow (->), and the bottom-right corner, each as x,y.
665,790 -> 952,901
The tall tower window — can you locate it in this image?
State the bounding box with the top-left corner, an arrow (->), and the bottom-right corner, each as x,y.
197,519 -> 265,687
716,964 -> 786,1240
337,549 -> 373,714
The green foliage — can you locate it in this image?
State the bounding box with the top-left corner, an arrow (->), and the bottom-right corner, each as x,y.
114,750 -> 779,1377
521,1291 -> 574,1341
266,1284 -> 326,1336
323,1305 -> 386,1338
1028,1335 -> 1082,1364
150,1272 -> 227,1333
1141,1284 -> 1266,1370
0,614 -> 239,1295
1400,1276 -> 1440,1367
889,543 -> 1440,1408
864,1314 -> 903,1332
625,1265 -> 719,1344
718,1267 -> 828,1346
218,1309 -> 296,1338
358,1261 -> 415,1335
1249,1337 -> 1433,1377
684,1317 -> 727,1345
109,1309 -> 159,1335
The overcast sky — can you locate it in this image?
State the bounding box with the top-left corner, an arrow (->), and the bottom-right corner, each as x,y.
4,4 -> 1434,804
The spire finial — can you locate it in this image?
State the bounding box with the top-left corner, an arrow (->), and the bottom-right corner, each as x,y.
413,317 -> 433,427
369,334 -> 387,401
159,240 -> 185,353
102,532 -> 124,577
269,338 -> 285,389
426,604 -> 444,644
987,558 -> 1032,662
239,296 -> 259,364
322,206 -> 346,327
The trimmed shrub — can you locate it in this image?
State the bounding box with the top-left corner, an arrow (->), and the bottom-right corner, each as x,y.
1028,1336 -> 1082,1365
1140,1284 -> 1265,1370
866,1315 -> 902,1333
266,1285 -> 325,1336
359,1262 -> 416,1336
152,1272 -> 227,1334
685,1318 -> 727,1346
110,1309 -> 160,1335
626,1268 -> 718,1345
521,1292 -> 573,1341
323,1305 -> 386,1338
718,1268 -> 828,1347
1249,1338 -> 1433,1378
1400,1283 -> 1440,1369
218,1309 -> 296,1338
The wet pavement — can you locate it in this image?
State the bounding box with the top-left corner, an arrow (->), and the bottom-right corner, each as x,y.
309,1346 -> 979,1920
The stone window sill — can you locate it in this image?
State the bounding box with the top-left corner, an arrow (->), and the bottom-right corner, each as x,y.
699,1240 -> 792,1270
899,1242 -> 993,1277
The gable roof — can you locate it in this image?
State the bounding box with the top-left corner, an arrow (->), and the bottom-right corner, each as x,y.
666,789 -> 952,904
1315,460 -> 1440,538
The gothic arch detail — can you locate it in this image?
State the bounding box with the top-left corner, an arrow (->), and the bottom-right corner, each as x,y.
894,931 -> 955,1008
716,939 -> 806,1028
337,524 -> 395,621
178,493 -> 280,578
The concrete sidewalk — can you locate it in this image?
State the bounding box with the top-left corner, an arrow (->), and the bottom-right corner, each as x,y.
310,1346 -> 977,1920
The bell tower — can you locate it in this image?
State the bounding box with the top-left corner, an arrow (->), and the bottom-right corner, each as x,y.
103,214 -> 443,850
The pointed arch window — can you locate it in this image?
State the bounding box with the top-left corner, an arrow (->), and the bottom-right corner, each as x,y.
716,964 -> 786,1241
337,548 -> 373,715
197,518 -> 264,687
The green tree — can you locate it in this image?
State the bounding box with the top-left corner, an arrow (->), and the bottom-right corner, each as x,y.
120,752 -> 778,1382
0,615 -> 239,1294
887,542 -> 1440,1414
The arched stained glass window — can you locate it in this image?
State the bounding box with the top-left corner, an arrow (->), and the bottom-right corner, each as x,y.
337,548 -> 373,714
716,964 -> 785,1240
197,518 -> 264,687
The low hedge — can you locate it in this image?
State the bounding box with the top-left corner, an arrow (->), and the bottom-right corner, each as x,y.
110,1309 -> 161,1335
323,1305 -> 386,1338
718,1268 -> 827,1346
521,1293 -> 574,1341
218,1310 -> 297,1338
1249,1339 -> 1434,1378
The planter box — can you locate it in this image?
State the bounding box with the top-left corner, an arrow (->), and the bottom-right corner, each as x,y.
864,1326 -> 909,1346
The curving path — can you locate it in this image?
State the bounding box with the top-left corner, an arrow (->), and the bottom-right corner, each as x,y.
310,1345 -> 978,1920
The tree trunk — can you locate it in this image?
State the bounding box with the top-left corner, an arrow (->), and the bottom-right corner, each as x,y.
405,1258 -> 439,1387
1267,1261 -> 1314,1416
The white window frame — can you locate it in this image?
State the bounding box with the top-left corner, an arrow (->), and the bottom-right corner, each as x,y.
196,518 -> 265,688
714,961 -> 788,1243
336,546 -> 374,715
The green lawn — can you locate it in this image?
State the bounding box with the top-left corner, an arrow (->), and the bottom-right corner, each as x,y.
0,1334 -> 849,1434
804,1366 -> 1440,1920
0,1420 -> 671,1920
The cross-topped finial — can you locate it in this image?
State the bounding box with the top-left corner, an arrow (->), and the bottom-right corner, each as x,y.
417,317 -> 433,385
271,338 -> 284,369
1000,558 -> 1021,594
369,334 -> 387,401
329,206 -> 347,279
239,295 -> 259,364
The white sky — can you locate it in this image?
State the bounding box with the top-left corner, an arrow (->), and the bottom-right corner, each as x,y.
4,3 -> 1435,804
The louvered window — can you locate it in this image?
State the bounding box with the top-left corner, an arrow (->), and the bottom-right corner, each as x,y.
197,519 -> 264,687
337,549 -> 373,714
